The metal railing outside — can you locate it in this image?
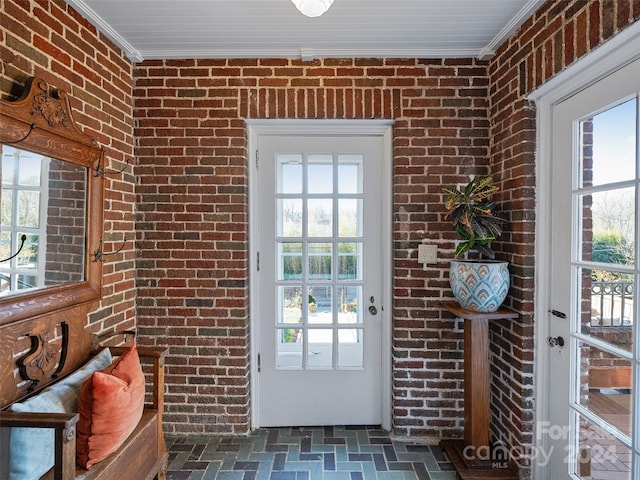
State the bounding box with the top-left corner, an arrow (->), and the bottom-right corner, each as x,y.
590,281 -> 634,327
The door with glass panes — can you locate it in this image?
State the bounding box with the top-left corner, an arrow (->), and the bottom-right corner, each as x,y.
254,132 -> 385,427
546,56 -> 640,479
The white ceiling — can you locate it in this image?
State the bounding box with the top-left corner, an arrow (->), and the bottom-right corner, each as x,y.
65,0 -> 543,62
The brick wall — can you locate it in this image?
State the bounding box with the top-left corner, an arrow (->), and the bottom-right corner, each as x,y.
133,58 -> 491,436
45,158 -> 86,285
1,0 -> 135,337
5,1 -> 640,477
487,0 -> 640,477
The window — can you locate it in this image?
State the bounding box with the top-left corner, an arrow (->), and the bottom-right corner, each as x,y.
0,146 -> 48,294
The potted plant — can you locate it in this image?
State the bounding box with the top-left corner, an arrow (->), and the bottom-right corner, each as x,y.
443,176 -> 509,312
308,294 -> 317,313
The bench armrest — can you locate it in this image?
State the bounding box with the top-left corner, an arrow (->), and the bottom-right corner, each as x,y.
0,411 -> 78,480
109,346 -> 167,412
0,410 -> 78,428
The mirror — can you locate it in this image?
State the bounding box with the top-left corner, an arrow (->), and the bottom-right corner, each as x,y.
0,77 -> 103,325
1,146 -> 88,294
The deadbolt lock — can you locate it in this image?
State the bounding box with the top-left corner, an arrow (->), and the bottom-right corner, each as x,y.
547,336 -> 565,348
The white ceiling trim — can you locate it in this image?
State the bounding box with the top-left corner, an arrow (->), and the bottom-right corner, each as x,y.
66,0 -> 144,62
64,0 -> 543,63
477,0 -> 544,60
136,47 -> 486,61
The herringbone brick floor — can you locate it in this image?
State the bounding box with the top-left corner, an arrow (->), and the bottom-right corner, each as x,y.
166,425 -> 456,480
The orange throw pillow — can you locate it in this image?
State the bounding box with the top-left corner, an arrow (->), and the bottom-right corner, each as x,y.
76,346 -> 145,469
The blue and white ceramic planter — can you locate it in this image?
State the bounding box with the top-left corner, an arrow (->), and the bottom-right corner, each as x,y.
449,260 -> 510,312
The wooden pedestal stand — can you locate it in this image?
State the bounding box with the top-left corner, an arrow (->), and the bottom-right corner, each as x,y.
440,301 -> 519,480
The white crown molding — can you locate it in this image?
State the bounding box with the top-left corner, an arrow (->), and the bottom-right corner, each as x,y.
478,0 -> 545,60
65,0 -> 144,62
137,47 -> 485,61
65,0 -> 544,63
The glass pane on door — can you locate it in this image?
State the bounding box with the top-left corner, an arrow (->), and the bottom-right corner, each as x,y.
578,268 -> 634,349
275,151 -> 364,371
579,188 -> 635,265
580,98 -> 636,188
573,414 -> 632,479
276,328 -> 302,368
577,342 -> 633,437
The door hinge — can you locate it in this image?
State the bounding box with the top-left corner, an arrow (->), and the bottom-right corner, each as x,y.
257,353 -> 261,373
257,251 -> 260,271
256,150 -> 259,170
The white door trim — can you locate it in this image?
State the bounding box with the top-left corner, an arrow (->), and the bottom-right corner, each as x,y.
529,20 -> 640,480
246,119 -> 394,430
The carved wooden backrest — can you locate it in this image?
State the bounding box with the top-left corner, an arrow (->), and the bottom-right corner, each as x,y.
0,306 -> 94,407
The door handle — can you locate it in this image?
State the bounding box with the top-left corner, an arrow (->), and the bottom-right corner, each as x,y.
549,309 -> 567,319
547,336 -> 565,347
368,296 -> 378,315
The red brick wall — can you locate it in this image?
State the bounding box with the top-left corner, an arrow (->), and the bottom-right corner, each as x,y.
1,0 -> 135,338
133,58 -> 491,435
6,1 -> 640,476
45,159 -> 86,285
488,0 -> 640,477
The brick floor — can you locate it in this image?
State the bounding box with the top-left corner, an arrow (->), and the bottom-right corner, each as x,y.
166,425 -> 457,480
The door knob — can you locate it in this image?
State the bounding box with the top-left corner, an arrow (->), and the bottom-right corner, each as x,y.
368,305 -> 378,315
547,336 -> 565,347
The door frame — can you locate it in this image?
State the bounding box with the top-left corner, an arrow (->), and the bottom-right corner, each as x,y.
246,119 -> 394,430
530,21 -> 640,479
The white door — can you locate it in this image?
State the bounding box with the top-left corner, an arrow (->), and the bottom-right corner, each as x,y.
546,57 -> 640,479
249,122 -> 391,427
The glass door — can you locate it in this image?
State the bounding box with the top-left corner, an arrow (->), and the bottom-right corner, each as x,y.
547,57 -> 640,479
254,132 -> 386,427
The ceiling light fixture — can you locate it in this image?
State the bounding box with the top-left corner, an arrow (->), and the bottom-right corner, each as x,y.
291,0 -> 334,18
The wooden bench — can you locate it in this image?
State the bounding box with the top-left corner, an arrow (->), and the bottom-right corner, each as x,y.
0,313 -> 168,480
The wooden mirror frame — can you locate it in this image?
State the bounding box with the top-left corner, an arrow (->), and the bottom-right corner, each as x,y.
0,77 -> 103,325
